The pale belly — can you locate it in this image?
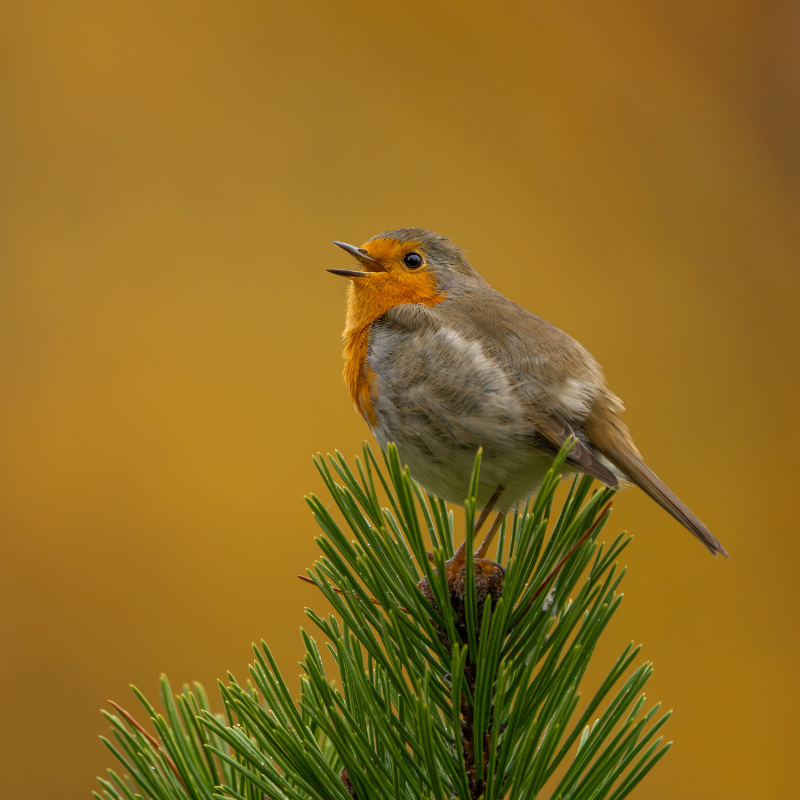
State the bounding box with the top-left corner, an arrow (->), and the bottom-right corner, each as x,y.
371,418 -> 559,510
367,324 -> 569,510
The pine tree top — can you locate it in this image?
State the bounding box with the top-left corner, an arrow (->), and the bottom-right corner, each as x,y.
97,441 -> 671,800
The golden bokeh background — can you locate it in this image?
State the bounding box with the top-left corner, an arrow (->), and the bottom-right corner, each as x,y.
2,1 -> 798,797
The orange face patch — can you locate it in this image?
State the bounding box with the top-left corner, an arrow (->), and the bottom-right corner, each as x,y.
360,236 -> 421,265
340,238 -> 446,424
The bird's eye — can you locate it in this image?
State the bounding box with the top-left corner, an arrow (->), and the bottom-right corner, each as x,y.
403,252 -> 423,269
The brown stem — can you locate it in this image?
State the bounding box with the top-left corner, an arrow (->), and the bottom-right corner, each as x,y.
460,660 -> 499,799
511,502 -> 613,630
107,701 -> 186,789
298,575 -> 409,613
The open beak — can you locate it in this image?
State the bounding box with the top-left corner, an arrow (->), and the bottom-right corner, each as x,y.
328,241 -> 384,278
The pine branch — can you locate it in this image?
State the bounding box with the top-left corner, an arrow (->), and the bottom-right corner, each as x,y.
97,442 -> 672,800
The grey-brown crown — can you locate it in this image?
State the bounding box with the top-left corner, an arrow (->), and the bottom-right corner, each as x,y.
367,228 -> 481,284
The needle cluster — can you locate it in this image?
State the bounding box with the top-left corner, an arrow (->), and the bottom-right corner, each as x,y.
96,442 -> 671,800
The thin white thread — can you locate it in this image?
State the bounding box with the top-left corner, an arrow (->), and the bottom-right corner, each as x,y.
625,577 -> 799,604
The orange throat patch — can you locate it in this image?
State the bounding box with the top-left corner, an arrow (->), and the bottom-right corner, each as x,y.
341,269 -> 445,426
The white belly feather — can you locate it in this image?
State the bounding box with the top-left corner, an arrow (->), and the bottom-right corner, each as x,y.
368,325 -> 563,509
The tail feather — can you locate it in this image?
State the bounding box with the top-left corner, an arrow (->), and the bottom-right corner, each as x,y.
609,452 -> 730,558
583,391 -> 730,558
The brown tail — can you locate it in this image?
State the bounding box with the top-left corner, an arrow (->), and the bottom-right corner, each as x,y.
608,451 -> 730,558
584,391 -> 730,558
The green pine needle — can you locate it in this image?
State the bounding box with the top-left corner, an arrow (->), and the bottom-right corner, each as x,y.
98,441 -> 671,800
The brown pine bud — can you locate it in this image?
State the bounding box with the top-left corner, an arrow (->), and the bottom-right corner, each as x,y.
418,555 -> 504,650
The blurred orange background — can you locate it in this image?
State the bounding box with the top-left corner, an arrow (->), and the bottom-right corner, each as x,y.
1,1 -> 799,797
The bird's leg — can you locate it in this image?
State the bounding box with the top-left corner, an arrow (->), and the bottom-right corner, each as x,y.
451,485 -> 505,567
474,485 -> 505,538
475,511 -> 507,558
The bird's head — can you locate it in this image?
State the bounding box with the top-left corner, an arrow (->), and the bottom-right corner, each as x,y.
329,228 -> 481,323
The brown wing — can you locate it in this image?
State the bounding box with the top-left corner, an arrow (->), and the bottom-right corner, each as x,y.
535,415 -> 619,489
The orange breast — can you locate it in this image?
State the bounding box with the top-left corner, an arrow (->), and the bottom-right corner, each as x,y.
341,269 -> 445,426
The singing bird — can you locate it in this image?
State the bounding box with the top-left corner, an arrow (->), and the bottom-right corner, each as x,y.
329,228 -> 729,558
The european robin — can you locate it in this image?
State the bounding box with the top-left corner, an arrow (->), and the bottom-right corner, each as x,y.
329,228 -> 729,558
